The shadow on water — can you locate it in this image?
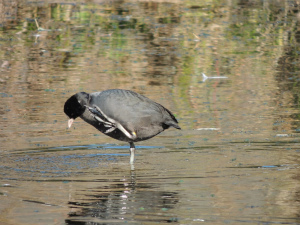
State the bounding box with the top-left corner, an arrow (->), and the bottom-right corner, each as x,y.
2,140 -> 300,224
6,144 -> 164,155
0,144 -> 164,180
0,144 -> 181,224
66,170 -> 179,224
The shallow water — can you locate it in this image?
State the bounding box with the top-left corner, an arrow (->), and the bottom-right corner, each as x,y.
1,0 -> 300,224
2,139 -> 300,224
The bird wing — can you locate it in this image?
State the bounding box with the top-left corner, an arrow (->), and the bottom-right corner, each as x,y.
88,90 -> 173,139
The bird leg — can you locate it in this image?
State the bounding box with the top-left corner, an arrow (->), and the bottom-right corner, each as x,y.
129,142 -> 135,164
88,105 -> 137,140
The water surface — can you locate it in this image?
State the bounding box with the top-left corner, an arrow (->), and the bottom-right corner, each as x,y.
1,1 -> 300,224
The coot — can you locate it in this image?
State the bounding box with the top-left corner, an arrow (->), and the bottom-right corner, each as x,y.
64,89 -> 181,163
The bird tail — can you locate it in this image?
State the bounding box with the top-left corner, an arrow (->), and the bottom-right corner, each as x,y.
162,108 -> 181,130
164,120 -> 181,130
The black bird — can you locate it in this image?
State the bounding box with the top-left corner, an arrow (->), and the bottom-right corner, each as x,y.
64,89 -> 181,163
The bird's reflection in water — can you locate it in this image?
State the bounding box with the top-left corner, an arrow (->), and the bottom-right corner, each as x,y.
65,170 -> 179,224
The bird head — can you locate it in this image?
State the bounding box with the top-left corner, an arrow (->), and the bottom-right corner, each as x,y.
64,92 -> 89,128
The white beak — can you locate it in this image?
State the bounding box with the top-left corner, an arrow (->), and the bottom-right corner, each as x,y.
68,118 -> 74,128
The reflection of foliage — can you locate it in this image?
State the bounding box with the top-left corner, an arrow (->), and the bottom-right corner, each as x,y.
275,50 -> 300,131
1,1 -> 300,97
2,0 -> 300,134
273,5 -> 300,131
11,3 -> 151,61
227,23 -> 261,41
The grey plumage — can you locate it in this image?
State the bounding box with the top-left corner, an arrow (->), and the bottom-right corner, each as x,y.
64,89 -> 181,164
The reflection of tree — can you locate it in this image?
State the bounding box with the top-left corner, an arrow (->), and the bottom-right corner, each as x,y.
275,53 -> 300,131
272,2 -> 300,221
274,3 -> 300,132
66,171 -> 179,224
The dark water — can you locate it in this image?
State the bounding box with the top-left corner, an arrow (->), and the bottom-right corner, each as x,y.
1,0 -> 300,224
